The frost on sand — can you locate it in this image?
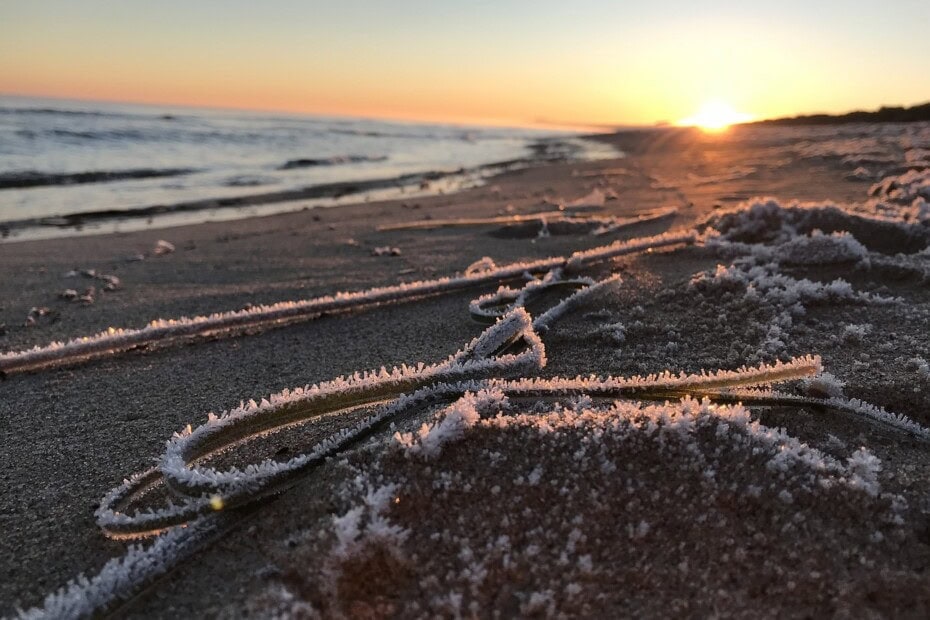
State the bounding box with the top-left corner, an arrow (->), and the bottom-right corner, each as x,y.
269,394 -> 909,618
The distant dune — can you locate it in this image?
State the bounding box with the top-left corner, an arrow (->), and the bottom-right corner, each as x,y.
755,101 -> 930,125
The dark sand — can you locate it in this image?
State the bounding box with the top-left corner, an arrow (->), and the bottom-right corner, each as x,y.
3,126 -> 930,617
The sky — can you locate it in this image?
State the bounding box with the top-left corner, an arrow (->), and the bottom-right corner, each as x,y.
1,0 -> 929,129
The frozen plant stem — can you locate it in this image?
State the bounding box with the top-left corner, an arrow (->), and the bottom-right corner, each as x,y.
0,231 -> 693,375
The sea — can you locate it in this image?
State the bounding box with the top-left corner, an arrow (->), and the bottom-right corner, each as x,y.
0,96 -> 616,240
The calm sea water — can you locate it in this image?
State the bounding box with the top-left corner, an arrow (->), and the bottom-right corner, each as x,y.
0,97 -> 614,239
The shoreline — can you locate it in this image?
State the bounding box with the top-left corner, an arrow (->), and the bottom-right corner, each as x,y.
0,136 -> 618,243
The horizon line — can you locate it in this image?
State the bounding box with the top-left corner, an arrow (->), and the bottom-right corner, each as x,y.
4,90 -> 926,133
0,90 -> 625,134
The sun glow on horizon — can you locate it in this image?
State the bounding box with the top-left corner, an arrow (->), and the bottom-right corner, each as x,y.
3,3 -> 930,130
678,100 -> 753,132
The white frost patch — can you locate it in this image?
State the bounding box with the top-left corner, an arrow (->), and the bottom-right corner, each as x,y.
702,196 -> 927,249
841,323 -> 872,343
845,449 -> 882,498
598,321 -> 627,344
312,394 -> 908,615
907,357 -> 930,380
690,262 -> 894,309
394,388 -> 508,459
774,230 -> 869,266
153,239 -> 175,255
329,484 -> 408,562
465,256 -> 498,275
801,372 -> 846,399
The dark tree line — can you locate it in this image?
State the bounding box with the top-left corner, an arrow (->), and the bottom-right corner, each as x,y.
755,102 -> 930,126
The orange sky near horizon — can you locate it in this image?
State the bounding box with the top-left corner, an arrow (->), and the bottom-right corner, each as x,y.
2,1 -> 929,130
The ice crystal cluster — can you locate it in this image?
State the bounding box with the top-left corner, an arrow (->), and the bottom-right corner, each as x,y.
703,197 -> 929,254
682,259 -> 894,363
682,160 -> 928,365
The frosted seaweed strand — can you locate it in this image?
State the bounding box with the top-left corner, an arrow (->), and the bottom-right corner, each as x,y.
375,206 -> 677,233
10,285 -> 821,618
0,231 -> 693,375
19,313 -> 929,618
96,273 -> 641,541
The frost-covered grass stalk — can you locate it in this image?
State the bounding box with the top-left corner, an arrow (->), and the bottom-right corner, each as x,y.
532,275 -> 621,332
96,308 -> 547,539
469,270 -> 595,324
20,309 -> 545,619
98,353 -> 826,540
375,206 -> 677,233
15,522 -> 218,620
468,268 -> 621,331
0,231 -> 693,375
21,311 -> 850,620
24,343 -> 921,620
377,211 -> 572,231
824,397 -> 930,441
591,206 -> 679,236
656,387 -> 930,442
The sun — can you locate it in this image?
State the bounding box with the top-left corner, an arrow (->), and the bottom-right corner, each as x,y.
678,99 -> 752,132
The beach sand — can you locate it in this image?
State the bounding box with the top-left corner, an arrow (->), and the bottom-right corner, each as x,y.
3,126 -> 930,617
